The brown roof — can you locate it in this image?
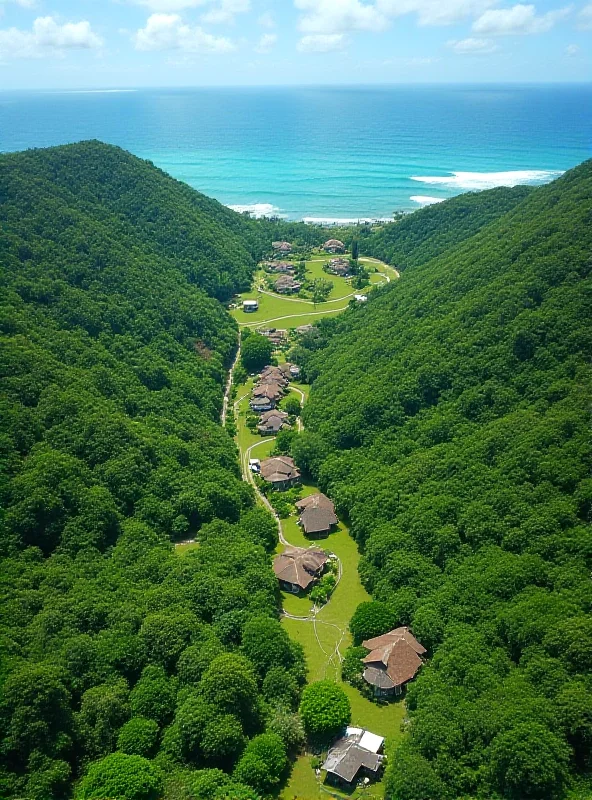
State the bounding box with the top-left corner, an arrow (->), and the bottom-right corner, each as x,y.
295,493 -> 335,512
272,241 -> 292,250
274,276 -> 301,291
362,627 -> 425,689
260,456 -> 301,483
252,383 -> 283,401
324,239 -> 345,248
259,409 -> 288,424
273,546 -> 328,590
362,627 -> 426,655
300,507 -> 339,535
258,414 -> 289,434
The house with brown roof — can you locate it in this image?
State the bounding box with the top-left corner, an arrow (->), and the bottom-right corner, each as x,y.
362,627 -> 426,697
264,261 -> 294,274
273,545 -> 328,592
272,241 -> 292,253
322,728 -> 385,789
252,383 -> 284,402
250,395 -> 275,412
274,275 -> 302,295
326,257 -> 352,277
295,324 -> 314,335
324,239 -> 346,254
260,456 -> 301,490
257,410 -> 290,435
296,493 -> 339,537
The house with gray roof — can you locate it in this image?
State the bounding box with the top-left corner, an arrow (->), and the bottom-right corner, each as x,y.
322,727 -> 385,788
296,493 -> 338,537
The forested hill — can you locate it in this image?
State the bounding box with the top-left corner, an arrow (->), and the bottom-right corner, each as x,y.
358,183 -> 533,270
0,143 -> 306,800
295,162 -> 592,800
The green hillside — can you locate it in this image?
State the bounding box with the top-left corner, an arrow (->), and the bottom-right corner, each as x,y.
294,163 -> 592,800
0,143 -> 305,800
357,184 -> 533,270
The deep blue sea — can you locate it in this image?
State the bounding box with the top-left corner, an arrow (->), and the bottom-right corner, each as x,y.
1,85 -> 591,220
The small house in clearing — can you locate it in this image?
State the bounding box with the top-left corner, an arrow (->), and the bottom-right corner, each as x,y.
257,409 -> 290,435
296,324 -> 314,335
260,455 -> 301,490
296,493 -> 338,537
272,241 -> 292,254
326,257 -> 352,277
243,299 -> 259,312
324,238 -> 346,254
265,261 -> 294,274
322,728 -> 385,789
362,627 -> 426,697
273,545 -> 328,593
274,275 -> 302,295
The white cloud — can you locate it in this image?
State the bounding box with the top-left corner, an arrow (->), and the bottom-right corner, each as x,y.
132,0 -> 207,11
377,0 -> 497,26
295,0 -> 388,34
448,36 -> 499,51
473,3 -> 571,34
257,11 -> 275,28
297,32 -> 347,50
579,2 -> 592,27
134,13 -> 234,51
201,0 -> 250,24
565,42 -> 579,54
254,32 -> 276,52
0,15 -> 102,59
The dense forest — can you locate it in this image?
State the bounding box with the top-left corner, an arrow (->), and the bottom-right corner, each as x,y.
345,184 -> 534,271
0,142 -> 314,800
294,162 -> 592,799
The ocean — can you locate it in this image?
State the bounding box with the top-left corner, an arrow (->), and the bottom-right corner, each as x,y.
1,85 -> 590,221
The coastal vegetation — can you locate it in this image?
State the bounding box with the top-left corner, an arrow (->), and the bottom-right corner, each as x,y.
2,138 -> 590,800
291,161 -> 592,799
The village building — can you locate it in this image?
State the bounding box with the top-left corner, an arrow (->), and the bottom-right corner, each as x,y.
260,329 -> 288,346
264,261 -> 294,274
324,238 -> 346,254
326,257 -> 352,277
260,365 -> 289,384
252,383 -> 284,405
242,299 -> 258,312
362,627 -> 426,697
257,409 -> 290,435
354,294 -> 368,303
289,364 -> 301,378
322,728 -> 385,789
273,545 -> 328,593
296,493 -> 338,537
295,324 -> 314,336
260,455 -> 301,490
249,395 -> 275,412
274,275 -> 302,295
272,241 -> 292,254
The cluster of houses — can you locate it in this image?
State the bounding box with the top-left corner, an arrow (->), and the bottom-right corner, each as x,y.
259,327 -> 288,347
249,364 -> 294,413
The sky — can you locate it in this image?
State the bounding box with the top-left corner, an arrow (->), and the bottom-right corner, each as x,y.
0,0 -> 590,88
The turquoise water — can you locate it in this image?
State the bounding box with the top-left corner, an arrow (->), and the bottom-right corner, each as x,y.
1,85 -> 590,220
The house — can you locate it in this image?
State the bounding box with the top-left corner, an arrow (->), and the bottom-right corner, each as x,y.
289,365 -> 301,378
260,455 -> 301,489
322,728 -> 385,789
272,241 -> 292,254
243,299 -> 259,312
259,365 -> 289,386
252,383 -> 284,403
324,239 -> 346,254
296,493 -> 338,537
362,627 -> 426,697
274,276 -> 302,295
326,258 -> 352,277
273,545 -> 328,592
354,294 -> 368,303
250,395 -> 275,412
257,409 -> 290,435
264,261 -> 294,274
260,329 -> 288,346
295,324 -> 314,336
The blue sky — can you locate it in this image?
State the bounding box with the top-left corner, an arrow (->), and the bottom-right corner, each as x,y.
0,0 -> 590,88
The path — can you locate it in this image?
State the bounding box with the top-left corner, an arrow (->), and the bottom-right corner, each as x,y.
221,346 -> 240,425
238,305 -> 350,328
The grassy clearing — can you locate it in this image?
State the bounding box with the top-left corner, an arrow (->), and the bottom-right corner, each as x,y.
174,540 -> 199,555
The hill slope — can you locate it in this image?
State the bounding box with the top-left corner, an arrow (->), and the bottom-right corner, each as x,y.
294,163 -> 592,800
0,143 -> 305,800
358,183 -> 533,270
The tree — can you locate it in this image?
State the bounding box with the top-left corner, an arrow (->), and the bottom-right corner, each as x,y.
241,334 -> 273,374
201,715 -> 245,766
76,753 -> 162,800
117,718 -> 159,758
241,616 -> 295,680
76,680 -> 130,760
267,706 -> 305,753
351,240 -> 359,260
282,395 -> 301,416
489,723 -> 570,799
384,744 -> 449,800
233,733 -> 286,794
349,601 -> 397,645
129,666 -> 177,727
199,654 -> 260,731
299,681 -> 351,740
312,278 -> 333,305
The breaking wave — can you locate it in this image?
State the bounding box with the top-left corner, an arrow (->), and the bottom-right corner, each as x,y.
227,203 -> 285,218
410,169 -> 564,191
410,196 -> 445,206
